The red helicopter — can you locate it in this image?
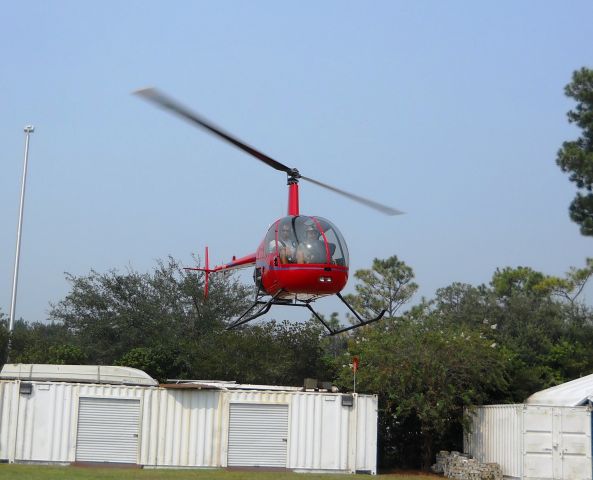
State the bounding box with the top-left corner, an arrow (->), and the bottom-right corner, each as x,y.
136,88 -> 403,335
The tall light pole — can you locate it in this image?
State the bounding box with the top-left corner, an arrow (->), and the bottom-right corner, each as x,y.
7,125 -> 35,355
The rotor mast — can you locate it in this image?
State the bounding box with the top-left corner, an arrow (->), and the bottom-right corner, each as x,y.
287,169 -> 300,216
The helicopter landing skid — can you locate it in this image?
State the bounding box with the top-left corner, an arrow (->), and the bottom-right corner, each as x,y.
225,291 -> 284,331
226,290 -> 386,336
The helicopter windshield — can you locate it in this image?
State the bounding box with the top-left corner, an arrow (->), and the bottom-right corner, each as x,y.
269,216 -> 349,266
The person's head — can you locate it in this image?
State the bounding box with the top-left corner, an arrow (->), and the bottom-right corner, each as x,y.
306,226 -> 318,239
280,225 -> 291,238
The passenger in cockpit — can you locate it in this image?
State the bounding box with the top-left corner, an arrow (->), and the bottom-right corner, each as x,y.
297,226 -> 325,264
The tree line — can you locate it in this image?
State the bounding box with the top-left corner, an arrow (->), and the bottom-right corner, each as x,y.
2,255 -> 592,469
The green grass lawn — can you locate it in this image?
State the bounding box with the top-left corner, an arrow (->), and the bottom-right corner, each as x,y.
0,464 -> 439,480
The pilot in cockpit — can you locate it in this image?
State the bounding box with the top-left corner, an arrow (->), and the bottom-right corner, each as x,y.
277,224 -> 297,264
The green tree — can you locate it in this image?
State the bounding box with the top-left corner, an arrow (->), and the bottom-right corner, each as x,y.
0,311 -> 9,366
358,259 -> 593,470
47,257 -> 335,385
433,263 -> 593,402
491,266 -> 548,298
432,282 -> 495,330
49,257 -> 252,366
489,264 -> 593,396
338,309 -> 508,469
344,255 -> 418,320
188,320 -> 335,386
46,344 -> 86,364
117,345 -> 188,383
556,67 -> 593,235
547,257 -> 593,305
7,320 -> 78,365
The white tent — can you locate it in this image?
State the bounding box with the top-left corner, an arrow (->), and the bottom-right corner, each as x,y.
525,372 -> 593,406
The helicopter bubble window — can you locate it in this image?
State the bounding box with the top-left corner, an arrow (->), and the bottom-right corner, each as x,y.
312,217 -> 349,267
274,216 -> 349,266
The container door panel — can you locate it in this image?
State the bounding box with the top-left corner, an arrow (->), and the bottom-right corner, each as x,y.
523,406 -> 591,480
558,408 -> 591,480
76,397 -> 140,464
524,406 -> 554,479
227,403 -> 288,467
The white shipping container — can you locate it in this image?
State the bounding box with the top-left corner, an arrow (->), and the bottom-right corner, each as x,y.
465,404 -> 592,480
0,377 -> 377,474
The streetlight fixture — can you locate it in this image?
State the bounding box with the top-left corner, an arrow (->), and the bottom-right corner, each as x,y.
7,125 -> 35,354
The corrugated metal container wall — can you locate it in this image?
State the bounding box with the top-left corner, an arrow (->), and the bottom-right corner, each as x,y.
140,388 -> 221,467
464,405 -> 523,479
288,392 -> 349,471
0,381 -> 151,463
221,390 -> 377,474
10,381 -> 77,462
356,393 -> 378,472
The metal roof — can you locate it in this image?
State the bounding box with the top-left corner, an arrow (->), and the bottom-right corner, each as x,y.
161,379 -> 311,392
0,366 -> 337,393
525,372 -> 593,406
0,363 -> 158,387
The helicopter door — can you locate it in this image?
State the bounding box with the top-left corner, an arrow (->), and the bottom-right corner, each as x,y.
263,222 -> 279,264
253,267 -> 263,290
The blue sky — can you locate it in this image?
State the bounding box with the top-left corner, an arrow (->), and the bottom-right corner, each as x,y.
1,1 -> 592,324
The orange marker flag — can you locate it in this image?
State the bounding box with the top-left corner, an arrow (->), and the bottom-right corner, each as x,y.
352,356 -> 359,373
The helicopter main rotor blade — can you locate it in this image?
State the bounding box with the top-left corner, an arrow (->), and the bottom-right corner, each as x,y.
301,175 -> 404,216
135,87 -> 403,216
134,87 -> 293,175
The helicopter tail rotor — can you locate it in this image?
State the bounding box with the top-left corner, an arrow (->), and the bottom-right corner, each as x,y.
204,246 -> 209,299
184,246 -> 211,299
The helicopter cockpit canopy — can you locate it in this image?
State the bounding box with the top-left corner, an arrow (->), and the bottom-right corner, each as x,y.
266,216 -> 349,266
